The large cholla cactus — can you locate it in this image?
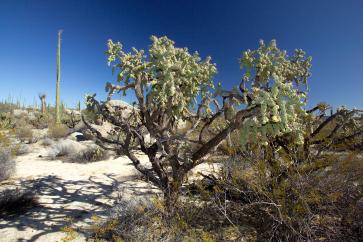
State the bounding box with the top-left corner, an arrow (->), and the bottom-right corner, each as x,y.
84,36 -> 312,208
105,36 -> 216,119
236,40 -> 312,147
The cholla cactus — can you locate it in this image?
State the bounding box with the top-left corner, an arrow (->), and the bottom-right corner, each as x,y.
237,40 -> 312,147
106,36 -> 216,119
84,36 -> 313,208
77,100 -> 81,112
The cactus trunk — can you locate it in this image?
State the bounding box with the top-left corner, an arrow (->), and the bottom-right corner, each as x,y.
41,98 -> 46,113
55,30 -> 62,124
39,94 -> 46,114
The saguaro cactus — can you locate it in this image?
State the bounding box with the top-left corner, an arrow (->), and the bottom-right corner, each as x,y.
77,100 -> 81,112
55,30 -> 63,124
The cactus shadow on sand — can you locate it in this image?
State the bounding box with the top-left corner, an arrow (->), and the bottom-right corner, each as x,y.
0,173 -> 157,241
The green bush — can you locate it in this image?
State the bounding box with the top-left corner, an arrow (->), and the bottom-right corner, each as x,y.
0,112 -> 15,130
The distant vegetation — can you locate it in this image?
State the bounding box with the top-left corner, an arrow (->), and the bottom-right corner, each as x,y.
0,98 -> 103,218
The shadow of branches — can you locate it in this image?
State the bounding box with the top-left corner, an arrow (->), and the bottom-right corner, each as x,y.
0,173 -> 157,241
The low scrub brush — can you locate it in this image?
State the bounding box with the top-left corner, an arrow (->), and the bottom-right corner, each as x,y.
48,139 -> 108,162
15,126 -> 35,143
89,195 -> 256,241
13,143 -> 31,156
192,153 -> 363,241
0,188 -> 39,217
69,145 -> 109,163
47,124 -> 69,139
0,148 -> 15,182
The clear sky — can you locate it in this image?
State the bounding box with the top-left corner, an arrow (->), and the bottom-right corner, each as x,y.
0,0 -> 362,110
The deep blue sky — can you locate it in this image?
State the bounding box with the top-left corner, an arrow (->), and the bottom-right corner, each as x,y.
0,0 -> 362,109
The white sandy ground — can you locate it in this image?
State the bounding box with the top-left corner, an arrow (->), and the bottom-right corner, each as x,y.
0,141 -> 218,242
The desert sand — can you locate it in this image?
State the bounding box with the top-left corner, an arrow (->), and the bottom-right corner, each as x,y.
0,141 -> 157,242
0,139 -> 216,242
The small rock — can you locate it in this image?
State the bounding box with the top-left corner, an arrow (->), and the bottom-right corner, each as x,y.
68,132 -> 86,141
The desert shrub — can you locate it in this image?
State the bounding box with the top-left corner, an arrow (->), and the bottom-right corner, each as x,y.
0,101 -> 19,113
219,129 -> 245,156
82,106 -> 99,124
13,109 -> 29,118
47,139 -> 107,162
13,113 -> 29,126
69,145 -> 109,163
13,143 -> 31,156
15,126 -> 35,143
0,148 -> 15,182
47,123 -> 69,139
0,188 -> 38,217
89,196 -> 256,242
0,131 -> 20,155
0,131 -> 12,147
61,225 -> 78,242
0,112 -> 15,129
29,113 -> 53,129
40,137 -> 54,146
62,112 -> 81,129
192,153 -> 363,241
48,139 -> 80,159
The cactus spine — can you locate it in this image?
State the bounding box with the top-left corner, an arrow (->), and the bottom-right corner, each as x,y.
55,30 -> 62,124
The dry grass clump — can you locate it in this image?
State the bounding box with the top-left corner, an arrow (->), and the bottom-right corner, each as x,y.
15,126 -> 35,143
70,145 -> 109,163
47,123 -> 69,139
40,137 -> 54,146
0,188 -> 39,218
13,143 -> 31,156
0,131 -> 12,147
89,196 -> 256,241
0,147 -> 15,182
